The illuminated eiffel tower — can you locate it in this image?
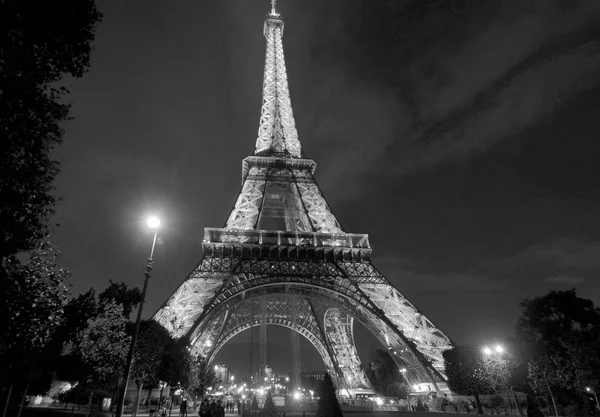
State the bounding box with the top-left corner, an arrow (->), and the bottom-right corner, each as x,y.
154,0 -> 452,394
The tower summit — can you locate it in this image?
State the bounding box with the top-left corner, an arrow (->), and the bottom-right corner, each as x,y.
255,0 -> 301,158
154,1 -> 453,395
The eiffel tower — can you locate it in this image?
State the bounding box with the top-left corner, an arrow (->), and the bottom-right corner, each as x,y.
154,0 -> 452,394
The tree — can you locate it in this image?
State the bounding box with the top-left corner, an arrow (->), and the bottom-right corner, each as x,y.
188,355 -> 216,399
415,397 -> 426,412
260,391 -> 277,417
78,300 -> 131,383
158,337 -> 193,412
1,1 -> 101,412
365,349 -> 407,396
316,373 -> 342,417
130,321 -> 172,416
443,346 -> 494,414
99,281 -> 143,319
0,240 -> 69,413
386,381 -> 409,400
516,290 -> 600,416
0,0 -> 101,260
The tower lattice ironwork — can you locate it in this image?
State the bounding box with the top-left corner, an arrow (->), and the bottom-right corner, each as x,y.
154,2 -> 453,392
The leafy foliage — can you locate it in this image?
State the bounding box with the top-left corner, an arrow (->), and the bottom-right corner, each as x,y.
0,241 -> 69,355
78,300 -> 131,382
443,346 -> 494,414
516,289 -> 600,415
365,349 -> 408,397
99,281 -> 143,319
517,289 -> 600,349
131,320 -> 172,388
0,240 -> 69,392
316,373 -> 342,417
443,346 -> 493,396
0,0 -> 101,259
0,0 -> 100,408
158,337 -> 192,390
386,381 -> 409,399
188,355 -> 216,398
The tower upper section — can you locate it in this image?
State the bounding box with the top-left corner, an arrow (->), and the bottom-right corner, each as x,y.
254,2 -> 303,158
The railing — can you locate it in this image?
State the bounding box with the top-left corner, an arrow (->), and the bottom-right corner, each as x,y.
203,228 -> 370,249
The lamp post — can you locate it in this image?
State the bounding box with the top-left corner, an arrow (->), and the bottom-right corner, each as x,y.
586,387 -> 600,411
116,216 -> 161,417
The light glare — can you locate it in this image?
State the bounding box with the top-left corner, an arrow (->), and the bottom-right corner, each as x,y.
495,345 -> 504,353
483,347 -> 492,355
147,216 -> 160,229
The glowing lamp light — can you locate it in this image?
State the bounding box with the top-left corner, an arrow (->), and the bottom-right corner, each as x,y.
495,345 -> 504,353
147,216 -> 160,229
483,347 -> 492,355
293,392 -> 301,400
214,365 -> 219,370
205,340 -> 212,347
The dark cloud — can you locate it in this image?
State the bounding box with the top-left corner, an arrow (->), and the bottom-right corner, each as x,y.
508,238 -> 600,272
545,275 -> 586,284
304,0 -> 600,198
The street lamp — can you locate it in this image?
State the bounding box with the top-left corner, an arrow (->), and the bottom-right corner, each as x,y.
482,343 -> 522,417
586,387 -> 600,410
117,216 -> 161,417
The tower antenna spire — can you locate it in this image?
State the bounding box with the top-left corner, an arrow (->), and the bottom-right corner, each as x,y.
270,0 -> 278,16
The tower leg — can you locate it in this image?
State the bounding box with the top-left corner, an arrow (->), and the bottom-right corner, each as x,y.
260,297 -> 267,371
291,301 -> 301,390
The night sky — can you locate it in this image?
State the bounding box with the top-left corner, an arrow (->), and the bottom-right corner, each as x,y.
52,0 -> 600,377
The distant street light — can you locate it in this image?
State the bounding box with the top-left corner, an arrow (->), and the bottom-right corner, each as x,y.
586,387 -> 600,410
117,216 -> 161,417
482,343 -> 522,417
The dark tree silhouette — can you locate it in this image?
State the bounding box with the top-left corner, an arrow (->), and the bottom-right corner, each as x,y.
316,373 -> 342,417
99,280 -> 143,318
443,346 -> 493,414
0,0 -> 101,260
415,398 -> 426,412
365,349 -> 409,398
260,391 -> 277,417
1,0 -> 101,411
517,289 -> 600,416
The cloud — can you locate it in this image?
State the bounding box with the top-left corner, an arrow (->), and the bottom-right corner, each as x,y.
509,238 -> 600,272
545,275 -> 586,284
374,256 -> 508,294
306,0 -> 600,194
